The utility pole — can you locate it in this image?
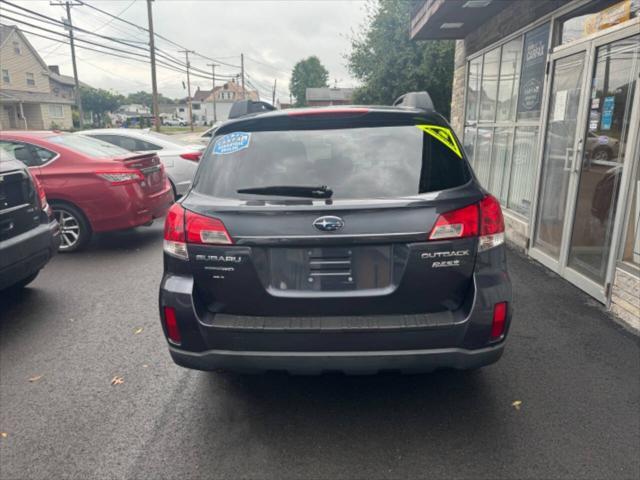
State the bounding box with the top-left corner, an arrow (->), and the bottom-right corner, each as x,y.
146,0 -> 160,131
272,78 -> 277,106
240,53 -> 245,100
179,50 -> 195,131
207,63 -> 218,123
52,1 -> 83,127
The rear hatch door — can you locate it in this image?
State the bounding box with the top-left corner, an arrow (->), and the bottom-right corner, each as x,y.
183,111 -> 479,316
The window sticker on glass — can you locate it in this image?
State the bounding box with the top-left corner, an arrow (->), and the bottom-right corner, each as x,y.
213,132 -> 251,155
415,124 -> 463,158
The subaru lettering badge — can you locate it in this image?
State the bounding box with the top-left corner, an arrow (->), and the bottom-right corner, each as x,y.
313,216 -> 344,232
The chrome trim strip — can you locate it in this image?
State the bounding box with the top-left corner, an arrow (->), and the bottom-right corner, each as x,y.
236,231 -> 426,240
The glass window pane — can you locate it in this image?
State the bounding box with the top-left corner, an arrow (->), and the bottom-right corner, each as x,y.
489,127 -> 514,203
517,22 -> 550,121
479,48 -> 500,121
466,57 -> 482,122
508,126 -> 540,217
463,127 -> 477,166
560,1 -> 639,46
496,38 -> 522,121
473,128 -> 493,187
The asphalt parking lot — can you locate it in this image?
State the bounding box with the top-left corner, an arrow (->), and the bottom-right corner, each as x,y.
1,221 -> 639,480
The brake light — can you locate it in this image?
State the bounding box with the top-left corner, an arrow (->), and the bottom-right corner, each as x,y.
427,195 -> 505,252
491,302 -> 508,339
478,194 -> 505,252
287,108 -> 369,117
95,170 -> 144,185
185,210 -> 232,245
163,204 -> 233,259
163,306 -> 181,344
428,204 -> 478,240
180,152 -> 201,162
163,203 -> 188,260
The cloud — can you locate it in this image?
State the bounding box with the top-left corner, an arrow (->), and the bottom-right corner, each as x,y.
10,0 -> 366,101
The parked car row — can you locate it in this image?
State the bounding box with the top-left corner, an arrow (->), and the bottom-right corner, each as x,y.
0,131 -> 175,254
79,129 -> 204,197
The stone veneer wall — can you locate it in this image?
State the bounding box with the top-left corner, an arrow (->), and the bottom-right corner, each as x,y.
610,268 -> 640,332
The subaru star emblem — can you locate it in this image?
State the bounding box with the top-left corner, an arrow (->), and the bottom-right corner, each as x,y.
313,216 -> 344,232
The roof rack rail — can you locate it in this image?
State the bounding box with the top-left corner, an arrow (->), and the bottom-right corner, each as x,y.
393,91 -> 434,112
228,100 -> 276,120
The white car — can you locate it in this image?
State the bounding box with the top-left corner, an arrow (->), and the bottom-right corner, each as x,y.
172,122 -> 222,146
78,129 -> 204,197
163,118 -> 186,127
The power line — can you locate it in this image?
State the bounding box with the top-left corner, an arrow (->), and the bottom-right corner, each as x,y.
13,26 -> 223,82
75,0 -> 242,69
1,1 -> 236,79
0,12 -> 234,83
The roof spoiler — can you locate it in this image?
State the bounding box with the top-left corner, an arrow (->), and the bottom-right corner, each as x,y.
393,91 -> 434,112
228,100 -> 276,119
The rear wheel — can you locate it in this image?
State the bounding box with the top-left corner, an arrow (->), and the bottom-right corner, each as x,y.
52,202 -> 91,252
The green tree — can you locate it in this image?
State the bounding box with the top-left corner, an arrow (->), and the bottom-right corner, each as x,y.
289,56 -> 329,106
80,87 -> 123,114
126,90 -> 177,108
347,0 -> 455,118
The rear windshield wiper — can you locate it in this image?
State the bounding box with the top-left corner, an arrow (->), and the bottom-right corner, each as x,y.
236,185 -> 333,198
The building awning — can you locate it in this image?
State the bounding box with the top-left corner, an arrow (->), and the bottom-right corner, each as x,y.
411,0 -> 525,40
0,89 -> 74,105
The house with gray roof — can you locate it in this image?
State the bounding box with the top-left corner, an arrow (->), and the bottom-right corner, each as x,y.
0,24 -> 79,130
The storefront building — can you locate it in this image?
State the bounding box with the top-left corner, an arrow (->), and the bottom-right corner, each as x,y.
411,0 -> 640,330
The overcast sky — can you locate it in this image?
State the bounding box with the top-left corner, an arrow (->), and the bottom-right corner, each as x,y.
7,0 -> 368,102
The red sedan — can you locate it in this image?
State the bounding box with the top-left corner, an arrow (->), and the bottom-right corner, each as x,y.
0,131 -> 173,252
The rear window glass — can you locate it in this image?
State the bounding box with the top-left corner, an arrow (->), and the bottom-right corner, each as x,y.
194,126 -> 470,199
48,135 -> 129,158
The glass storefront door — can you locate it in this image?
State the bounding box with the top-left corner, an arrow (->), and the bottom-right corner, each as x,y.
566,34 -> 640,285
531,27 -> 640,301
532,50 -> 588,263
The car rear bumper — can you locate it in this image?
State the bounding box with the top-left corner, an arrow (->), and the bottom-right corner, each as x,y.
159,245 -> 512,374
168,343 -> 505,374
0,220 -> 60,290
91,184 -> 173,232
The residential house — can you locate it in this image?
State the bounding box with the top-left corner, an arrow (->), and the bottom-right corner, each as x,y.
305,87 -> 354,106
0,24 -> 75,130
177,80 -> 259,124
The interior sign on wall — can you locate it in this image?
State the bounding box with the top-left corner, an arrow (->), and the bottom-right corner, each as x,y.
517,22 -> 550,116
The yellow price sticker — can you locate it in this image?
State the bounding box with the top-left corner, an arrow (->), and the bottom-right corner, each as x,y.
416,125 -> 463,159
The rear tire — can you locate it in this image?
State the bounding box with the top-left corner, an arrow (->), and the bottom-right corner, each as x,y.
51,202 -> 91,252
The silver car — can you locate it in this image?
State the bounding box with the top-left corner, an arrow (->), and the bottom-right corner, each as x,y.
78,129 -> 204,197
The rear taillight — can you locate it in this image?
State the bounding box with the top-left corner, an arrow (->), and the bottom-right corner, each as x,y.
163,203 -> 188,260
478,195 -> 505,252
28,170 -> 51,217
163,204 -> 233,260
427,194 -> 505,252
179,152 -> 202,162
491,302 -> 508,339
95,170 -> 144,185
428,204 -> 479,240
163,306 -> 181,344
185,210 -> 232,245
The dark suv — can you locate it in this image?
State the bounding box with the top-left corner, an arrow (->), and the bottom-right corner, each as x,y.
159,92 -> 512,374
0,150 -> 60,291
